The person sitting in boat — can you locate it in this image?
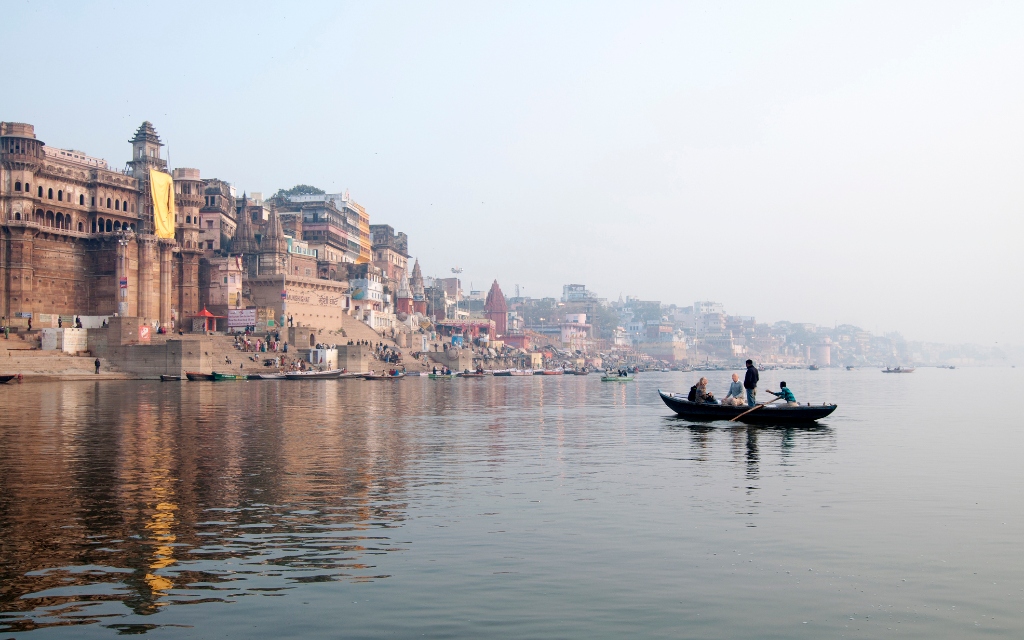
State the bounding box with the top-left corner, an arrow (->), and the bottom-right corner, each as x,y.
722,373 -> 745,406
768,381 -> 798,406
690,377 -> 716,403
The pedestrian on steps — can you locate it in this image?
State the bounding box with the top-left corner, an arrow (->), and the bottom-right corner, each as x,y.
94,358 -> 101,374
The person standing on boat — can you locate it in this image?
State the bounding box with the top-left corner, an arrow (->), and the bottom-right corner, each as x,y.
743,360 -> 759,407
723,373 -> 745,406
768,381 -> 798,406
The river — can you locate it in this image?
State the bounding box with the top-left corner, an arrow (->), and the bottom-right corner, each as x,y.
0,367 -> 1021,638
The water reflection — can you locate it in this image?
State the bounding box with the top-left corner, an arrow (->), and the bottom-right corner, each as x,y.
0,381 -> 411,632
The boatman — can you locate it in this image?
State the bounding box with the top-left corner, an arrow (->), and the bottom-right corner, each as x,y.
768,381 -> 798,406
743,359 -> 759,407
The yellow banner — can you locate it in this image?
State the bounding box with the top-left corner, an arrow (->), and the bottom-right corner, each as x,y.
149,169 -> 176,239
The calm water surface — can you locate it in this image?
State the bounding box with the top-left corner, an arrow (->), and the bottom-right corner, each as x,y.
1,368 -> 1022,638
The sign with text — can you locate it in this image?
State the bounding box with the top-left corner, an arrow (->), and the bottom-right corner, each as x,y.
228,308 -> 257,328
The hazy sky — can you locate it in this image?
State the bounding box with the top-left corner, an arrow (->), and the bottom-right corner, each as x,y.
6,1 -> 1023,344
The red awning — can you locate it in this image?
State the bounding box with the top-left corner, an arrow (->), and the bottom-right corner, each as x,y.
192,307 -> 224,318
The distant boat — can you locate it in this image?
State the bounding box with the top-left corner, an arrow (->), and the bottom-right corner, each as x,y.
565,369 -> 589,376
160,374 -> 182,382
457,371 -> 488,378
364,372 -> 406,380
809,364 -> 820,371
601,375 -> 634,382
493,369 -> 532,377
537,369 -> 564,375
428,372 -> 457,379
882,367 -> 915,373
846,365 -> 855,371
185,372 -> 214,381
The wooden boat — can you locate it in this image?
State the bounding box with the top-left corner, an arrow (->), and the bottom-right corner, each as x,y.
537,369 -> 563,375
493,369 -> 532,377
565,369 -> 589,376
808,364 -> 820,371
428,373 -> 457,379
659,390 -> 836,425
364,372 -> 406,380
285,370 -> 343,380
185,372 -> 214,381
248,373 -> 285,380
0,374 -> 19,384
846,366 -> 855,371
212,372 -> 243,381
882,367 -> 915,373
160,374 -> 183,382
457,371 -> 488,378
601,375 -> 634,382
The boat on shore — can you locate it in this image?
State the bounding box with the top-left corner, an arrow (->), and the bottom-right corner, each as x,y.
882,366 -> 915,373
185,372 -> 214,381
364,372 -> 406,380
248,372 -> 285,380
160,374 -> 183,382
658,390 -> 836,424
493,369 -> 532,377
285,370 -> 343,380
457,371 -> 488,378
537,369 -> 564,375
212,372 -> 244,381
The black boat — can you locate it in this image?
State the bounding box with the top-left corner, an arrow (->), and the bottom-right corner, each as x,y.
658,390 -> 837,425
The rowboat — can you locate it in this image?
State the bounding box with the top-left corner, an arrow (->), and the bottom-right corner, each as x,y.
537,369 -> 563,375
285,370 -> 343,380
882,367 -> 915,373
160,374 -> 182,382
457,371 -> 488,378
601,375 -> 634,382
0,374 -> 19,384
428,373 -> 457,379
248,373 -> 285,380
493,370 -> 532,377
564,369 -> 589,376
185,372 -> 214,381
658,390 -> 837,424
364,373 -> 406,380
212,372 -> 243,381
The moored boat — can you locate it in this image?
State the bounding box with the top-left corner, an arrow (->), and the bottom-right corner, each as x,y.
457,371 -> 488,378
160,374 -> 183,382
364,372 -> 406,380
538,369 -> 564,375
248,372 -> 285,380
0,374 -> 20,384
285,370 -> 343,380
185,372 -> 214,381
428,372 -> 457,379
601,375 -> 634,382
882,367 -> 915,373
212,372 -> 243,381
565,369 -> 589,376
658,390 -> 836,424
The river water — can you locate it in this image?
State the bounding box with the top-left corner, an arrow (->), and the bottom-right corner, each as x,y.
0,368 -> 1021,638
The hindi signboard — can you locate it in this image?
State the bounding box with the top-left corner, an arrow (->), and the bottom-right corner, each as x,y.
228,308 -> 257,328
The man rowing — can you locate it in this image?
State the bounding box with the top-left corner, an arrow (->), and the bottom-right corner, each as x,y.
767,381 -> 798,406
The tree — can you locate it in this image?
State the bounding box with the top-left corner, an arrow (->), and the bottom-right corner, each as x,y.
272,184 -> 325,198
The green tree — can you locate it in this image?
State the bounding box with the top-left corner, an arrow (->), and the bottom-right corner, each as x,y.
273,184 -> 325,198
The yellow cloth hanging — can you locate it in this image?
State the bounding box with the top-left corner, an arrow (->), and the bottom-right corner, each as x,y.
149,169 -> 176,239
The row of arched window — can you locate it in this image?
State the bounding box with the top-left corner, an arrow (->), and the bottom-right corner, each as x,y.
93,217 -> 137,233
11,182 -> 133,211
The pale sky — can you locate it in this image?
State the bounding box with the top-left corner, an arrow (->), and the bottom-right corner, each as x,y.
6,1 -> 1023,344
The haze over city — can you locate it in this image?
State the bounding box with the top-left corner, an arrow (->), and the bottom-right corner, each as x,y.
5,0 -> 1021,345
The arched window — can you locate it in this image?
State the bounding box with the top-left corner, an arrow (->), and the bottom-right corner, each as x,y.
46,211 -> 54,227
36,209 -> 44,222
115,199 -> 120,211
92,220 -> 97,233
79,194 -> 85,205
114,221 -> 121,231
131,202 -> 135,212
56,213 -> 64,228
14,212 -> 21,220
106,198 -> 112,209
14,182 -> 21,191
130,223 -> 136,231
186,215 -> 191,224
105,219 -> 112,232
78,222 -> 83,232
91,197 -> 96,207
58,190 -> 63,201
48,188 -> 53,199
38,186 -> 43,197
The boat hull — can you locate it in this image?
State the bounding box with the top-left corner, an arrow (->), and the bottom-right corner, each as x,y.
659,390 -> 836,424
211,372 -> 243,381
0,374 -> 19,384
601,376 -> 634,382
160,374 -> 182,382
185,372 -> 214,381
285,370 -> 344,380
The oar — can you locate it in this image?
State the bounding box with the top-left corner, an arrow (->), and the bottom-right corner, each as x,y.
730,397 -> 781,422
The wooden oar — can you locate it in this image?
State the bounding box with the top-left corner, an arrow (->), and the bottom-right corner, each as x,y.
730,397 -> 781,422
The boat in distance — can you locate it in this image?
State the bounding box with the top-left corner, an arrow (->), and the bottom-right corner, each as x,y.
601,375 -> 634,382
658,390 -> 836,424
493,369 -> 533,377
284,370 -> 344,380
882,366 -> 915,373
363,372 -> 406,380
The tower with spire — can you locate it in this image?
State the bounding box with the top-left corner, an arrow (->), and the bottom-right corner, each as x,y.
233,192 -> 260,277
126,121 -> 170,235
484,280 -> 508,336
258,210 -> 289,276
409,259 -> 427,315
